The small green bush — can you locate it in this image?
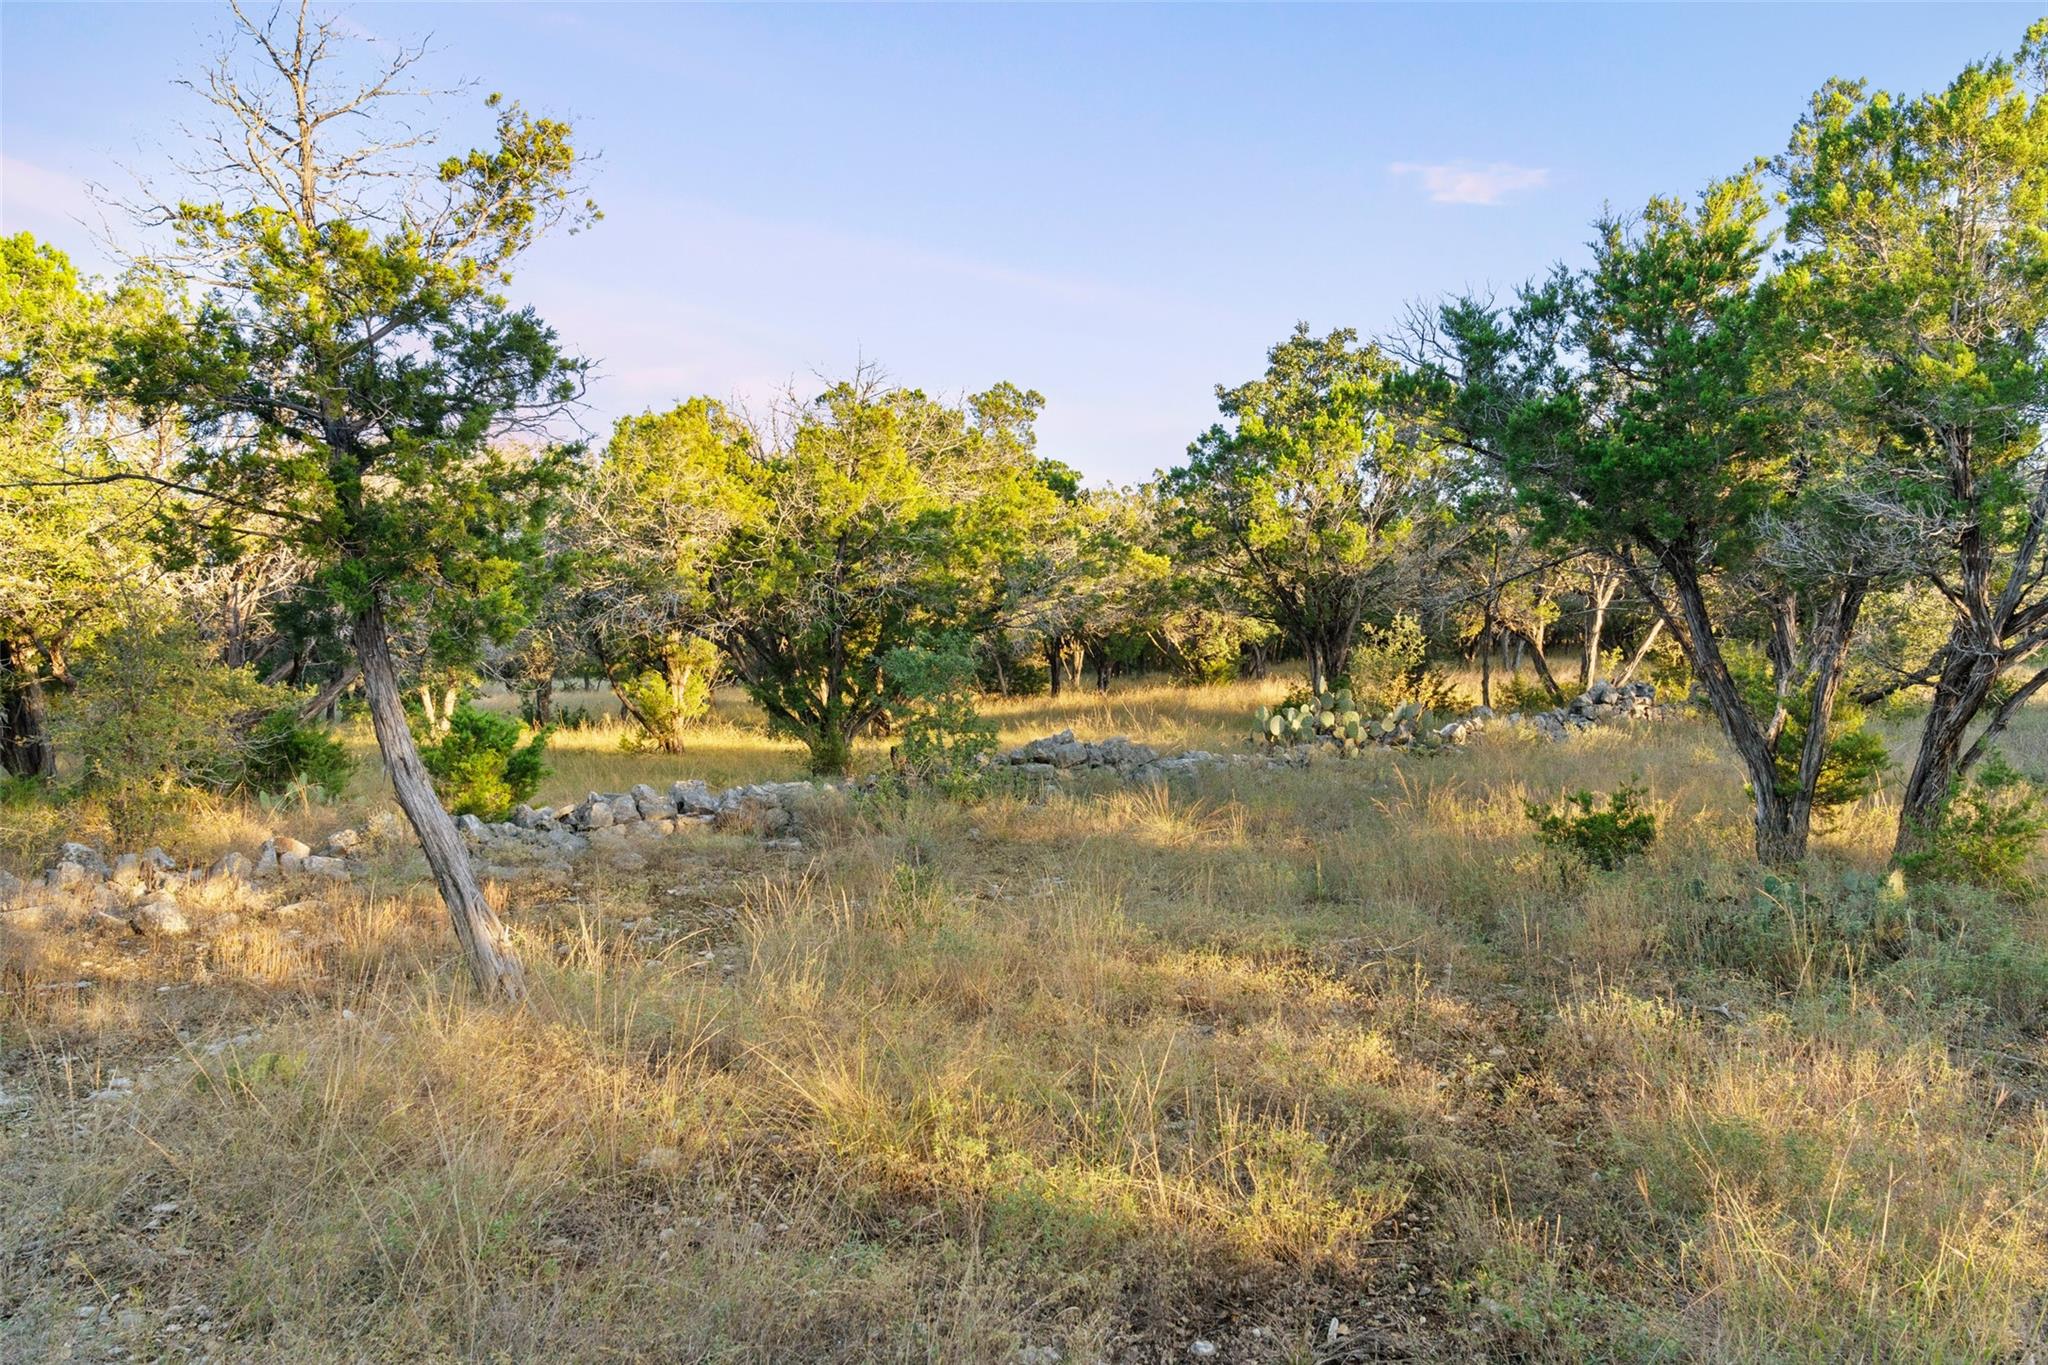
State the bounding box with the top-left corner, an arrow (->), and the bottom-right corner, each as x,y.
419,705 -> 551,820
1351,614 -> 1469,714
1494,674 -> 1560,714
1526,780 -> 1658,870
235,707 -> 357,801
1900,754 -> 2048,893
882,638 -> 997,796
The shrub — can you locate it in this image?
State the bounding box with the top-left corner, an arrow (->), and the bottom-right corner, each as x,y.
617,636 -> 719,752
419,705 -> 551,820
58,614 -> 295,839
235,707 -> 357,802
881,638 -> 998,795
1526,779 -> 1658,870
1899,754 -> 2048,893
1351,613 -> 1468,714
1495,675 -> 1559,714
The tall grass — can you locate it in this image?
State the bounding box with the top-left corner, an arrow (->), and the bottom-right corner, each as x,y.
3,683 -> 2045,1361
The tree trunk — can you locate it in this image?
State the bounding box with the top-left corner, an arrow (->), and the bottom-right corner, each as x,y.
529,673 -> 554,727
1045,637 -> 1065,698
1652,553 -> 1814,866
1,639 -> 55,779
1580,571 -> 1620,687
1891,647 -> 2002,860
1479,623 -> 1493,710
353,597 -> 526,999
1615,619 -> 1665,688
1507,627 -> 1567,703
295,665 -> 361,724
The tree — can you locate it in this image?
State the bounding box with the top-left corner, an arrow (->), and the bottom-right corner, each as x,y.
1163,323 -> 1439,694
568,397 -> 747,751
1778,24 -> 2048,861
1408,173 -> 1902,864
0,235 -> 161,778
596,371 -> 1056,775
96,2 -> 596,997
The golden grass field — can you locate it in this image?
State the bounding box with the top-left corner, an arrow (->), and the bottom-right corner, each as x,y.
3,675 -> 2046,1361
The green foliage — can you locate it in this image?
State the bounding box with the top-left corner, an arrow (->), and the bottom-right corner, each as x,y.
419,705 -> 551,820
882,639 -> 997,796
238,707 -> 356,802
1495,675 -> 1558,715
1,234 -> 163,778
615,636 -> 718,752
58,614 -> 289,840
1163,323 -> 1441,690
1350,614 -> 1469,714
1727,648 -> 1888,822
599,374 -> 1058,775
1899,755 -> 2048,893
1526,781 -> 1658,871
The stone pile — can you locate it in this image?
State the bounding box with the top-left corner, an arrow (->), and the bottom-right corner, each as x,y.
1513,679 -> 1659,741
3,684 -> 1667,930
990,682 -> 1664,783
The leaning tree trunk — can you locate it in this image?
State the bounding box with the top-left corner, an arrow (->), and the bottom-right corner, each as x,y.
1508,626 -> 1567,704
353,596 -> 526,999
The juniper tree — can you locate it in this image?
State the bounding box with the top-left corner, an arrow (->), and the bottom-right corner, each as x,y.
1406,174 -> 1903,864
1778,23 -> 2048,860
98,1 -> 597,997
1164,324 -> 1440,694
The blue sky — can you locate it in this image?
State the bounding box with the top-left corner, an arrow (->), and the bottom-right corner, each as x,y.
2,3 -> 2037,483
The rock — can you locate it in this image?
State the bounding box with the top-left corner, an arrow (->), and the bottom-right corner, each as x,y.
1189,1342 -> 1218,1359
628,785 -> 676,819
456,813 -> 487,837
133,899 -> 190,938
670,780 -> 719,816
269,836 -> 312,860
111,852 -> 144,884
56,842 -> 109,876
279,852 -> 305,875
511,804 -> 544,830
322,827 -> 362,855
1,904 -> 57,931
46,860 -> 97,891
572,794 -> 613,831
141,847 -> 175,872
764,836 -> 803,851
298,855 -> 350,879
207,851 -> 249,882
0,869 -> 20,903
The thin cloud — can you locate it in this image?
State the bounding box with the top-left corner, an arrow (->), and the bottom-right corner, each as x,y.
1389,161 -> 1550,206
0,155 -> 96,229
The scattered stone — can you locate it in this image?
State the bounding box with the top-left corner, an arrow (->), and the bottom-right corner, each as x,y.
208,851 -> 249,882
133,899 -> 190,938
1189,1342 -> 1218,1359
298,854 -> 350,879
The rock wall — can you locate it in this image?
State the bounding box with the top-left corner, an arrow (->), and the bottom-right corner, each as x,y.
1,682 -> 1667,933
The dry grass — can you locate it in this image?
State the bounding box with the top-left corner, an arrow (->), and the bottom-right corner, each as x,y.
3,679 -> 2046,1361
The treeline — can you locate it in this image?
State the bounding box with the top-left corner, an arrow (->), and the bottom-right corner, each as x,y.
2,3 -> 2044,993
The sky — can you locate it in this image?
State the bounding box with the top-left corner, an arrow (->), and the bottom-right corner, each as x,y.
2,2 -> 2038,484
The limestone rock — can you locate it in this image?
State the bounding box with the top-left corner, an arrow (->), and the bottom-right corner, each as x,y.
133,899 -> 191,938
